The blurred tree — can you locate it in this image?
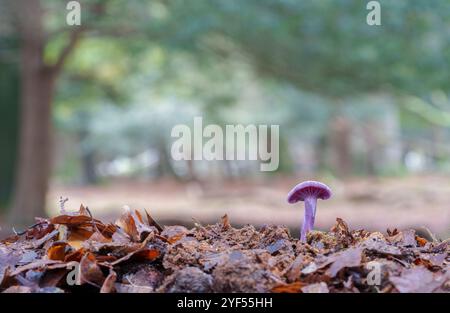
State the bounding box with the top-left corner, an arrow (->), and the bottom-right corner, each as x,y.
0,59 -> 19,209
7,0 -> 84,225
0,1 -> 19,211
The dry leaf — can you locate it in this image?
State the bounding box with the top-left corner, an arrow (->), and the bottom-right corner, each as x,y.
301,282 -> 329,293
47,242 -> 70,261
390,267 -> 449,293
100,270 -> 117,293
271,281 -> 304,293
79,253 -> 105,287
325,247 -> 363,277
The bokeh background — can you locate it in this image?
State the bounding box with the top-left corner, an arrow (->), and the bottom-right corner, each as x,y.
0,0 -> 449,238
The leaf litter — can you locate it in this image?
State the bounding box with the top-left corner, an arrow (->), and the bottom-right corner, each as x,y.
0,205 -> 448,293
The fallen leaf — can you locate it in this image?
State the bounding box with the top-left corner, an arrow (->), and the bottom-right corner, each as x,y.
271,281 -> 304,293
221,214 -> 231,230
115,206 -> 139,241
415,236 -> 427,247
301,282 -> 329,293
285,254 -> 305,282
18,251 -> 38,264
390,266 -> 449,293
388,229 -> 417,247
361,233 -> 403,256
161,225 -> 189,244
114,283 -> 153,293
100,270 -> 117,293
50,215 -> 93,226
47,242 -> 69,261
79,253 -> 104,287
325,247 -> 363,277
40,268 -> 68,287
24,229 -> 59,249
10,259 -> 61,276
134,249 -> 160,261
266,239 -> 289,255
64,248 -> 86,262
145,209 -> 163,232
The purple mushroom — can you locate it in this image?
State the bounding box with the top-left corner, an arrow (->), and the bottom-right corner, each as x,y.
287,181 -> 332,242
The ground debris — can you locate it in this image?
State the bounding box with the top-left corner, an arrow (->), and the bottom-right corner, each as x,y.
0,208 -> 448,293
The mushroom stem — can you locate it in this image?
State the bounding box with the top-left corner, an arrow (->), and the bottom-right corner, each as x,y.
300,196 -> 317,242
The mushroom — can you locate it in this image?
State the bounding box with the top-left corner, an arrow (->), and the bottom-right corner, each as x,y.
287,181 -> 332,242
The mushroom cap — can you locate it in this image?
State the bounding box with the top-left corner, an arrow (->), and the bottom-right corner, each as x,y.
287,180 -> 332,204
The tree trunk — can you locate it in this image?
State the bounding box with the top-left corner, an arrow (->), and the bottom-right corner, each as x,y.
10,46 -> 55,224
77,113 -> 98,185
9,0 -> 54,226
155,137 -> 178,179
9,0 -> 82,226
363,122 -> 378,176
0,59 -> 20,209
329,116 -> 352,178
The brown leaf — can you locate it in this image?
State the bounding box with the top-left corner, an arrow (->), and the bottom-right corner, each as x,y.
47,242 -> 70,261
167,234 -> 184,244
131,209 -> 156,239
271,281 -> 304,293
123,266 -> 163,289
10,259 -> 61,276
161,225 -> 189,244
115,207 -> 139,241
89,231 -> 111,243
145,209 -> 163,232
285,254 -> 305,282
109,248 -> 158,266
64,248 -> 86,262
79,252 -> 105,287
25,222 -> 55,240
100,270 -> 117,293
301,282 -> 329,293
111,228 -> 131,244
324,247 -> 363,277
109,233 -> 155,266
387,228 -> 399,236
360,233 -> 403,256
114,283 -> 153,293
388,229 -> 417,247
24,229 -> 59,249
133,249 -> 160,261
78,204 -> 90,216
40,268 -> 68,288
51,215 -> 93,226
331,218 -> 354,246
95,255 -> 117,263
415,236 -> 428,247
390,266 -> 449,293
221,214 -> 231,230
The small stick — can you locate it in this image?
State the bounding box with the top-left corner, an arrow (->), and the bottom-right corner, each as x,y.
59,196 -> 69,214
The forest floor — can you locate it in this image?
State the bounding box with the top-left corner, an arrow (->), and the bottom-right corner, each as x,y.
1,175 -> 449,293
0,207 -> 448,293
